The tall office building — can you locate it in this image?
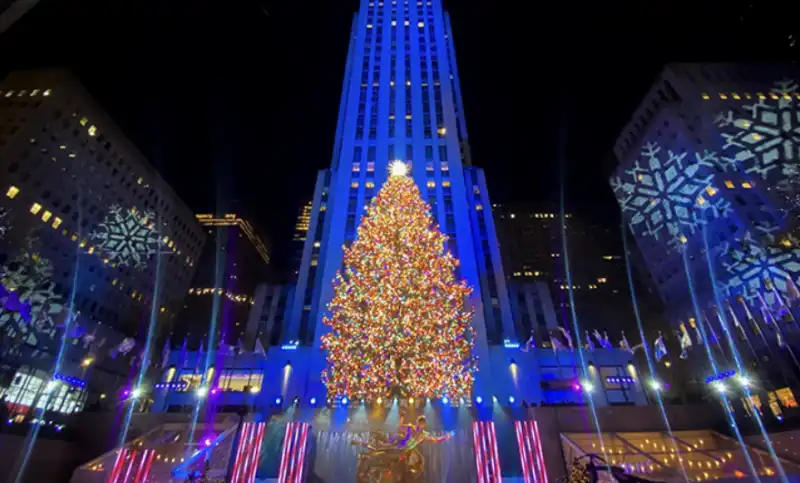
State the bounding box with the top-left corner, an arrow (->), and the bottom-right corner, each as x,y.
173,213 -> 270,347
0,70 -> 204,410
494,203 -> 637,333
290,200 -> 312,280
286,0 -> 515,394
610,63 -> 800,417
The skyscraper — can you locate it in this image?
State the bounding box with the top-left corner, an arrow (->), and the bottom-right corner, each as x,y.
610,64 -> 800,415
173,213 -> 270,347
290,200 -> 312,280
0,69 -> 204,411
286,0 -> 514,395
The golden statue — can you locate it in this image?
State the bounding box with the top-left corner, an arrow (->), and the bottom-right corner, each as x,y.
353,415 -> 450,483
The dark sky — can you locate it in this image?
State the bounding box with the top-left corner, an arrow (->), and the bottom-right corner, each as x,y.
1,0 -> 796,275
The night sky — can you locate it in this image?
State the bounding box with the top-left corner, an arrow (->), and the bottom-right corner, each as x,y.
0,0 -> 796,275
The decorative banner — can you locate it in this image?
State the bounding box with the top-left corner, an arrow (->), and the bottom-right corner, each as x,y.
514,420 -> 548,483
473,421 -> 503,483
106,448 -> 155,483
277,421 -> 309,483
231,421 -> 267,483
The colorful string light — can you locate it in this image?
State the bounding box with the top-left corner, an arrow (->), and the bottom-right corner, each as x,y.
321,164 -> 476,400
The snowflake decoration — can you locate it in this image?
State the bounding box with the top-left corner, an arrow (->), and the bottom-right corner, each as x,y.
0,206 -> 10,240
610,141 -> 731,251
714,79 -> 800,184
719,232 -> 800,305
0,239 -> 65,346
91,205 -> 160,270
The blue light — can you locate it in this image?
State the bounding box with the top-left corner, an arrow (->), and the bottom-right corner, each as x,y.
281,340 -> 299,351
475,396 -> 483,404
341,397 -> 349,405
705,370 -> 736,384
275,397 -> 282,405
508,396 -> 515,404
310,397 -> 316,405
503,339 -> 520,349
442,396 -> 449,405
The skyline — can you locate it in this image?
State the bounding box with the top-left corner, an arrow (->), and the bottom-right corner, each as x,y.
0,0 -> 796,274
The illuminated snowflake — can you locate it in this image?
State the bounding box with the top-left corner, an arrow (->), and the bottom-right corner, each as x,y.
610,141 -> 731,250
91,205 -> 160,270
714,79 -> 800,183
719,232 -> 800,305
0,238 -> 65,346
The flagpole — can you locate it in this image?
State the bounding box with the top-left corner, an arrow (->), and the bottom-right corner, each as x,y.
758,291 -> 800,375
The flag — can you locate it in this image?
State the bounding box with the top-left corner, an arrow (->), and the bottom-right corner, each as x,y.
619,331 -> 632,352
593,329 -> 611,349
558,327 -> 574,350
654,332 -> 667,361
551,337 -> 565,351
765,279 -> 795,322
109,337 -> 136,359
702,311 -> 721,346
82,329 -> 97,349
737,295 -> 762,336
237,338 -> 246,355
179,338 -> 189,368
679,322 -> 693,359
601,331 -> 613,350
585,331 -> 595,350
161,335 -> 171,368
723,301 -> 746,340
254,338 -> 267,357
786,277 -> 800,306
520,330 -> 536,352
688,317 -> 704,345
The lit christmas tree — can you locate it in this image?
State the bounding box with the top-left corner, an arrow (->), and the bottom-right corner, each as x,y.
321,161 -> 476,401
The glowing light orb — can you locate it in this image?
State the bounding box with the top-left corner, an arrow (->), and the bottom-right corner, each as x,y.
389,160 -> 409,177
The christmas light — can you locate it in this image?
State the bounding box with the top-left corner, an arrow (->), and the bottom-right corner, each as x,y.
321,170 -> 476,400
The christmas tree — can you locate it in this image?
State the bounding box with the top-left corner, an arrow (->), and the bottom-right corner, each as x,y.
321,161 -> 476,401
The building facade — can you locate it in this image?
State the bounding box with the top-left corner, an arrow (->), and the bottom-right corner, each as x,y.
610,63 -> 800,417
283,0 -> 515,397
0,70 -> 205,413
290,200 -> 313,281
172,213 -> 270,347
494,203 -> 638,336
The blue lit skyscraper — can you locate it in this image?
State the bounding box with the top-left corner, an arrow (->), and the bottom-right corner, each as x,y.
285,0 -> 515,395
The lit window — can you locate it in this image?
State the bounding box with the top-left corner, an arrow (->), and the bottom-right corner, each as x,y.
418,22 -> 424,27
41,211 -> 52,222
52,217 -> 62,229
6,186 -> 19,199
88,125 -> 97,136
696,196 -> 705,205
724,180 -> 735,189
391,20 -> 396,26
405,114 -> 412,119
365,181 -> 375,189
701,93 -> 710,100
732,92 -> 741,100
112,279 -> 118,286
313,241 -> 321,248
427,181 -> 436,188
30,89 -> 40,96
705,186 -> 717,196
137,177 -> 143,185
79,117 -> 88,126
351,181 -> 359,188
367,24 -> 373,28
404,20 -> 409,26
679,235 -> 688,244
442,180 -> 451,187
88,246 -> 94,254
366,162 -> 375,171
4,91 -> 12,97
43,89 -> 51,96
475,204 -> 483,211
776,387 -> 798,408
59,145 -> 66,150
719,93 -> 727,100
352,163 -> 361,172
741,181 -> 753,189
30,203 -> 42,215
751,133 -> 762,141
310,259 -> 318,266
437,127 -> 447,136
441,162 -> 449,171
